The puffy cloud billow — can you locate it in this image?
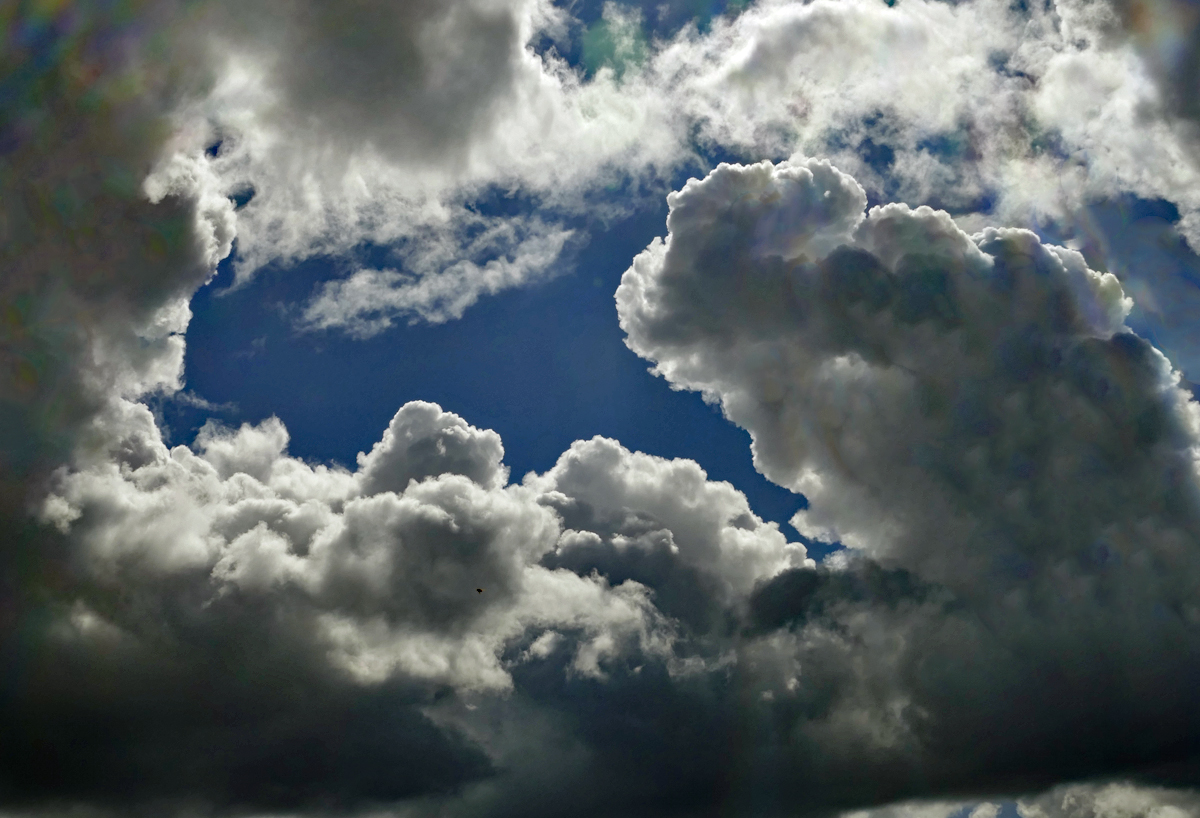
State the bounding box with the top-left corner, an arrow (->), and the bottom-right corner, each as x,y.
618,157 -> 1200,806
6,398 -> 806,814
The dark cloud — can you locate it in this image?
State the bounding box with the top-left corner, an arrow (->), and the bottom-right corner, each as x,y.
747,560 -> 936,634
1104,0 -> 1200,129
5,401 -> 811,816
0,588 -> 491,813
0,1 -> 233,491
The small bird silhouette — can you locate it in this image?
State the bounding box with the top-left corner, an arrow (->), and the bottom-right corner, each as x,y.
476,588 -> 484,594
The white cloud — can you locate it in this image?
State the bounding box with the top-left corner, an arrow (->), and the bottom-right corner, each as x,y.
173,0 -> 684,321
58,0 -> 1186,345
1020,782 -> 1200,818
356,401 -> 509,493
619,156 -> 1151,576
618,156 -> 1200,800
530,435 -> 811,614
299,217 -> 575,334
658,0 -> 1200,237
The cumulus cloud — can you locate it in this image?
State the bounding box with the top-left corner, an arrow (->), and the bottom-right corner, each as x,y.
16,0 -> 1184,345
655,0 -> 1200,236
356,401 -> 509,493
619,157 -> 1200,802
6,399 -> 806,814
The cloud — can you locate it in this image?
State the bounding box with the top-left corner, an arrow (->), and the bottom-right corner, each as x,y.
837,801 -> 983,818
10,1 -> 1200,815
181,0 -> 1200,344
15,0 -> 1200,351
179,0 -> 683,319
0,4 -> 234,486
532,435 -> 810,632
356,401 -> 509,493
6,399 -> 805,814
299,217 -> 575,334
16,0 -> 1184,346
1019,782 -> 1200,818
618,157 -> 1200,802
655,0 -> 1200,237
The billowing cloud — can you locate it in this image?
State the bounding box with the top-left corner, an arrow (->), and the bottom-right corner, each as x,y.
656,0 -> 1200,236
6,399 -> 804,814
618,157 -> 1200,802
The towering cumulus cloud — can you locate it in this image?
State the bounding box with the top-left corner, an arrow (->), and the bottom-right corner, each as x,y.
619,158 -> 1200,807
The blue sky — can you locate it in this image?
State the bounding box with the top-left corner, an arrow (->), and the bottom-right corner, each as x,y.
170,175 -> 815,543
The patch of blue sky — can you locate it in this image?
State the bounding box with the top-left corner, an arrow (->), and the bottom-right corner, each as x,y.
171,177 -> 814,546
173,151 -> 1200,575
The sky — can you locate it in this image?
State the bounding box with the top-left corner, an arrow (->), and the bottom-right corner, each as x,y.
6,0 -> 1200,817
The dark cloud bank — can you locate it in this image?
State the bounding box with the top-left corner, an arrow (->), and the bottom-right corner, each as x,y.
6,1 -> 1200,817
